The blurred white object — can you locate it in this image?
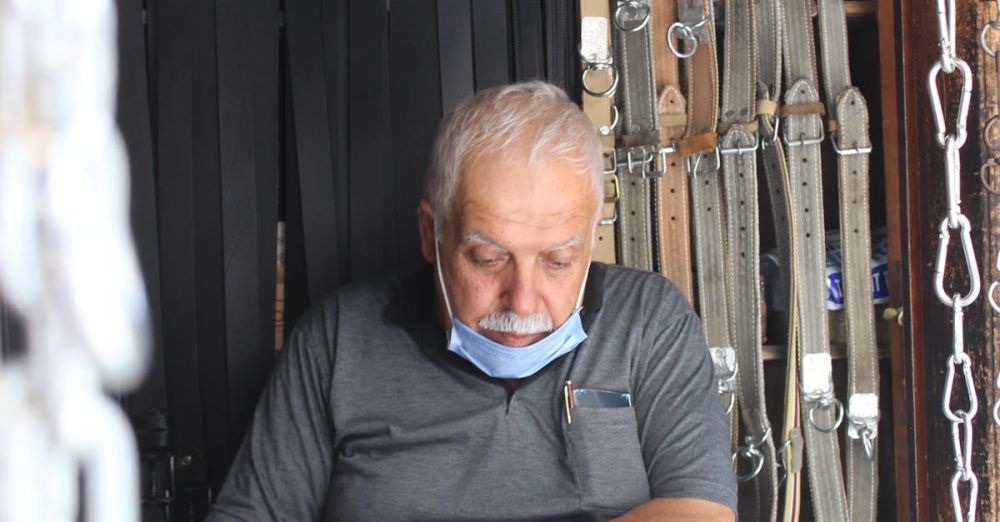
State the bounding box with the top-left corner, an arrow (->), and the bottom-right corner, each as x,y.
0,0 -> 150,520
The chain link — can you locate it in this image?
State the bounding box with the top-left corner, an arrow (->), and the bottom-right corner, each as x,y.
930,0 -> 981,515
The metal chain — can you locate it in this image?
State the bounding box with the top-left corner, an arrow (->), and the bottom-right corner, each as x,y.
0,0 -> 149,520
930,0 -> 982,517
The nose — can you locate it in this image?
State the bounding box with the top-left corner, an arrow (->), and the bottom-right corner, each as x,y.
503,262 -> 539,316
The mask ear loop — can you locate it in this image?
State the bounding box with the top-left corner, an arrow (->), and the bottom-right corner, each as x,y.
433,232 -> 456,322
575,260 -> 593,309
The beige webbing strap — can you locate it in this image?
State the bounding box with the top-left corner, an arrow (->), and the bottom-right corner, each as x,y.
782,0 -> 849,518
718,0 -> 778,518
579,0 -> 619,265
611,0 -> 659,271
816,0 -> 879,518
651,0 -> 693,302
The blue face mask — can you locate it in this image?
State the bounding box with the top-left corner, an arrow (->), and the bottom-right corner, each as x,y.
434,236 -> 590,379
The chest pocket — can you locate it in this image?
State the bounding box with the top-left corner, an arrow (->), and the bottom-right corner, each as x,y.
565,406 -> 651,513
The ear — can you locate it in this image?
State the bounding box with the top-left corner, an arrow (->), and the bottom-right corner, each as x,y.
417,199 -> 436,263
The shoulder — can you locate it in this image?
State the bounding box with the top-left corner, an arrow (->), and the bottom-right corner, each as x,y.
593,263 -> 695,325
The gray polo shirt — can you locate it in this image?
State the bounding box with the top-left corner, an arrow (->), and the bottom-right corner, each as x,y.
207,263 -> 737,521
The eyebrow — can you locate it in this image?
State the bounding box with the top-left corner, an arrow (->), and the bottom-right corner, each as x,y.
463,232 -> 582,252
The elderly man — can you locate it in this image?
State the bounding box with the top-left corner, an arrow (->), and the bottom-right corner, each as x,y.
207,82 -> 736,521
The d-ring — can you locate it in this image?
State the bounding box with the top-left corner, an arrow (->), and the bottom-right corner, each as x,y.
807,399 -> 845,433
582,65 -> 619,98
732,447 -> 765,482
985,115 -> 1000,151
979,158 -> 1000,195
988,281 -> 1000,314
981,22 -> 1000,57
614,0 -> 651,33
599,105 -> 620,136
667,22 -> 698,59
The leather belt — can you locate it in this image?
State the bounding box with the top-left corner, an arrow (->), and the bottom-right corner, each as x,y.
782,0 -> 850,518
816,0 -> 880,519
579,0 -> 619,264
671,0 -> 737,444
651,0 -> 693,302
717,0 -> 777,518
612,0 -> 659,271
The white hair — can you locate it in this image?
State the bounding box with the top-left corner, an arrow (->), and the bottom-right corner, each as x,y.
426,81 -> 604,233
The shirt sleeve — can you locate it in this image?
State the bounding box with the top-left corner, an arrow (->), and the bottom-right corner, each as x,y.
632,305 -> 738,513
206,302 -> 337,522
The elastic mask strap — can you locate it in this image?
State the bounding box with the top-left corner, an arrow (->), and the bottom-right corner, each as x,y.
433,234 -> 456,322
575,260 -> 593,309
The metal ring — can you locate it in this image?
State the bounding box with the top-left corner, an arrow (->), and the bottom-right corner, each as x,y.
979,158 -> 1000,195
732,446 -> 765,482
990,282 -> 1000,314
993,399 -> 1000,427
981,22 -> 1000,57
581,65 -> 620,98
667,22 -> 698,59
722,389 -> 736,415
807,398 -> 845,433
984,115 -> 1000,150
613,0 -> 651,33
599,105 -> 620,136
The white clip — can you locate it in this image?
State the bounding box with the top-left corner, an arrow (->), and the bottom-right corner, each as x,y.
846,393 -> 880,439
801,353 -> 833,398
580,17 -> 610,63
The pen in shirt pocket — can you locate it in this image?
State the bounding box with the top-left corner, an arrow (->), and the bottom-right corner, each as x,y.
563,380 -> 574,424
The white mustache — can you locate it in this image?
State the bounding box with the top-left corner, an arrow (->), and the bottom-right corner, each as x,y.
477,310 -> 553,335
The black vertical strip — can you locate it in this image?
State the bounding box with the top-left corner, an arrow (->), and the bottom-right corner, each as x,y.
116,0 -> 167,416
191,0 -> 231,495
510,0 -> 545,81
471,0 -> 511,91
437,0 -> 475,114
321,0 -> 351,284
348,0 -> 390,280
285,0 -> 342,302
390,0 -> 443,267
281,48 -> 310,332
215,0 -> 279,457
152,0 -> 209,500
542,0 -> 578,96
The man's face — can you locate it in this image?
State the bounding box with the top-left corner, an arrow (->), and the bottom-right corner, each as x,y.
418,152 -> 598,347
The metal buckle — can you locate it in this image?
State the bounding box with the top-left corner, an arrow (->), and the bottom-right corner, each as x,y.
783,127 -> 825,148
604,173 -> 621,203
687,146 -> 721,175
657,142 -> 680,172
616,146 -> 660,177
718,131 -> 760,156
830,134 -> 873,156
603,148 -> 618,174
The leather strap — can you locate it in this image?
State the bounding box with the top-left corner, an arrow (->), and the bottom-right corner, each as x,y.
612,0 -> 659,271
651,0 -> 694,302
579,0 -> 619,264
782,0 -> 849,518
718,0 -> 777,518
816,0 -> 879,518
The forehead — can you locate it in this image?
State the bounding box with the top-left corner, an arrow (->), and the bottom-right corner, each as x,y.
451,153 -> 597,242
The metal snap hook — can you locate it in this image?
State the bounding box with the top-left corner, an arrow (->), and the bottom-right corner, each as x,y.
933,215 -> 981,309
